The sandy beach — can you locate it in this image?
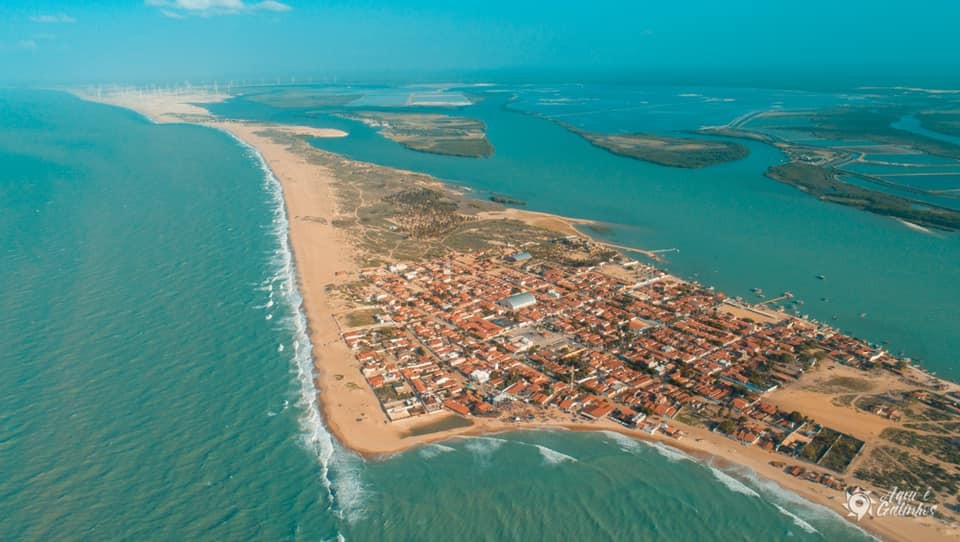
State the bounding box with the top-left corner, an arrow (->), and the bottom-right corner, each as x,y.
70,88 -> 230,124
77,90 -> 958,542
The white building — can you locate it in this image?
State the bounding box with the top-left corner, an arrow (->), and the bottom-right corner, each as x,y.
470,369 -> 491,384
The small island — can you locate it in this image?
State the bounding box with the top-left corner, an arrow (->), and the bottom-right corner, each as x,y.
338,111 -> 494,158
562,124 -> 749,168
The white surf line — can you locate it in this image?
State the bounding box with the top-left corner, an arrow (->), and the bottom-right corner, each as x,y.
222,128 -> 367,527
455,434 -> 578,464
601,431 -> 873,539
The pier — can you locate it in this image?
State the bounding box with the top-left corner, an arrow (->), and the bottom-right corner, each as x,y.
758,292 -> 795,306
594,240 -> 678,261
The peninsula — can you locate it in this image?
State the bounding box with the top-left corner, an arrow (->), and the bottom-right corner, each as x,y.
700,107 -> 960,231
80,88 -> 960,542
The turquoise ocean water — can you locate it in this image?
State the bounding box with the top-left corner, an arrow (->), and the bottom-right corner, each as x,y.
0,90 -> 877,540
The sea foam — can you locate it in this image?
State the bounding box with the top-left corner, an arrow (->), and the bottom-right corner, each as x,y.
647,441 -> 694,463
774,504 -> 820,535
601,430 -> 693,464
231,132 -> 367,526
533,444 -> 578,465
706,464 -> 761,498
460,435 -> 578,466
419,443 -> 456,459
461,435 -> 508,456
732,467 -> 881,541
602,430 -> 643,453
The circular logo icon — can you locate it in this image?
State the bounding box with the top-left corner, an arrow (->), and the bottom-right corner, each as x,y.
844,490 -> 872,521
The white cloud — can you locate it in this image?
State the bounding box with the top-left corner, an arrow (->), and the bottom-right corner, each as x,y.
145,0 -> 292,17
30,13 -> 76,24
255,1 -> 292,11
17,39 -> 38,50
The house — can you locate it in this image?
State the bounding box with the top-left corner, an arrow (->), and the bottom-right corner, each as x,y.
581,402 -> 615,420
443,399 -> 471,417
660,424 -> 683,439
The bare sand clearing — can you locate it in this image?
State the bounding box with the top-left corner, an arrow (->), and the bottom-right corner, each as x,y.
209,120 -> 347,140
720,302 -> 790,324
767,363 -> 907,440
73,92 -> 957,541
475,207 -> 592,237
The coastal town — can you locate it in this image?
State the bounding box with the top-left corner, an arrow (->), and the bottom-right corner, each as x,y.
67,86 -> 960,541
10,1 -> 960,539
334,241 -> 944,495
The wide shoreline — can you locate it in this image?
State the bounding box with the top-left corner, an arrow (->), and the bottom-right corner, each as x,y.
75,90 -> 957,542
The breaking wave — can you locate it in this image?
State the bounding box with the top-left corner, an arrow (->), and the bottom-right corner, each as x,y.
733,467 -> 880,541
534,444 -> 578,465
461,435 -> 509,457
602,430 -> 643,453
774,504 -> 820,535
707,465 -> 761,498
419,443 -> 457,459
232,131 -> 368,527
601,431 -> 692,464
648,441 -> 694,463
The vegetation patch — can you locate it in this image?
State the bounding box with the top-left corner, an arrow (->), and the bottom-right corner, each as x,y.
343,308 -> 383,328
799,427 -> 864,472
383,188 -> 475,239
767,163 -> 960,231
881,428 -> 960,465
565,124 -> 749,168
338,111 -> 494,157
917,110 -> 960,137
856,446 -> 960,497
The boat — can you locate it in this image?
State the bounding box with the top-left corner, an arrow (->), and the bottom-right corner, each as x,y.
816,274 -> 826,280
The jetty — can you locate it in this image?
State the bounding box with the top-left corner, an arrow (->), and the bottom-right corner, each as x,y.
593,240 -> 678,261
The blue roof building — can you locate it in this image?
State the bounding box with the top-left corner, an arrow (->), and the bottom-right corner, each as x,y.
500,292 -> 537,311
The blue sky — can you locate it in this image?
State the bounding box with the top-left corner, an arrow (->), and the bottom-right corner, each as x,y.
2,1 -> 959,86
